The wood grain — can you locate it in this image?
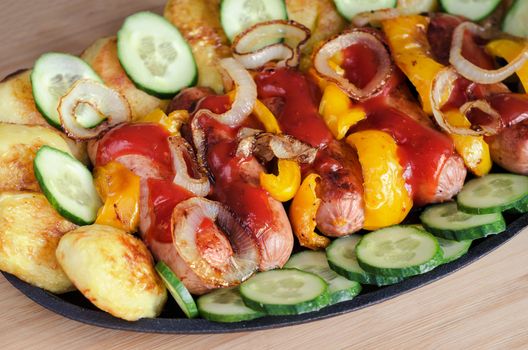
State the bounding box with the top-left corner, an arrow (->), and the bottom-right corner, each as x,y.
1,1 -> 527,349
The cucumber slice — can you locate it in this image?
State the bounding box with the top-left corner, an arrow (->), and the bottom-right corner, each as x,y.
197,287 -> 265,323
239,269 -> 330,315
117,12 -> 197,98
356,226 -> 443,278
502,0 -> 528,38
33,146 -> 102,225
31,53 -> 102,129
155,261 -> 198,319
436,237 -> 472,264
457,174 -> 528,214
326,236 -> 404,286
285,251 -> 361,304
333,0 -> 397,21
220,0 -> 288,42
440,0 -> 501,21
420,202 -> 506,241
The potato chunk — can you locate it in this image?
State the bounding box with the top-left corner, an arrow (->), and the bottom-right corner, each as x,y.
0,192 -> 76,293
0,70 -> 47,126
81,37 -> 169,121
0,123 -> 86,192
56,225 -> 167,321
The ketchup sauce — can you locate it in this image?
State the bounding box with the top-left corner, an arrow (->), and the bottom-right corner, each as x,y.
195,95 -> 276,236
255,68 -> 332,148
96,123 -> 174,178
144,178 -> 193,243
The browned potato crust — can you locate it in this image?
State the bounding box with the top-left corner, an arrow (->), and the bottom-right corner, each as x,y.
0,123 -> 85,192
0,70 -> 47,126
0,192 -> 76,293
164,0 -> 231,93
81,37 -> 169,121
56,225 -> 167,321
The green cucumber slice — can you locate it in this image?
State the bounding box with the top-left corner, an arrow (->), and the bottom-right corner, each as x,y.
333,0 -> 397,21
420,202 -> 506,241
326,235 -> 404,286
197,287 -> 265,323
284,251 -> 361,304
33,146 -> 102,225
31,53 -> 102,129
435,237 -> 472,264
440,0 -> 501,21
155,261 -> 198,319
502,0 -> 528,38
457,174 -> 528,214
117,11 -> 197,98
220,0 -> 288,42
239,269 -> 330,315
356,226 -> 443,278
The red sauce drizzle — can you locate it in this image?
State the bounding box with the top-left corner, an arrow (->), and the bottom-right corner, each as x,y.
195,95 -> 276,236
354,105 -> 454,204
146,178 -> 193,243
96,123 -> 173,178
255,68 -> 332,148
341,43 -> 380,89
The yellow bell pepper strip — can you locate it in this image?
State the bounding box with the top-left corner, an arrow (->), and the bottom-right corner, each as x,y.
444,110 -> 492,176
486,39 -> 528,91
94,161 -> 140,233
260,159 -> 301,202
228,91 -> 282,133
289,173 -> 330,250
319,84 -> 367,140
140,108 -> 189,136
382,15 -> 445,115
346,130 -> 413,230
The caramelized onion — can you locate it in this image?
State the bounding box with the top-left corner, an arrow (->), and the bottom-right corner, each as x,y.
232,20 -> 310,70
351,8 -> 401,27
169,136 -> 210,197
198,58 -> 256,127
58,79 -> 131,140
171,197 -> 260,287
450,22 -> 528,84
313,30 -> 392,100
236,128 -> 317,164
430,67 -> 502,136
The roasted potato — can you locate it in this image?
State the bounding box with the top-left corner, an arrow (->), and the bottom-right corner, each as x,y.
0,192 -> 76,293
286,0 -> 346,71
0,70 -> 48,126
164,0 -> 231,93
81,37 -> 169,121
56,225 -> 167,321
0,123 -> 87,192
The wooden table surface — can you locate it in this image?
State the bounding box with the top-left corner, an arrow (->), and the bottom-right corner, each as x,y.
1,1 -> 528,349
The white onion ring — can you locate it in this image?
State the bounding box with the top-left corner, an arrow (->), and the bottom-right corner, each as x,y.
351,8 -> 401,27
430,67 -> 502,136
197,58 -> 256,127
58,79 -> 131,140
169,136 -> 210,197
171,197 -> 260,287
232,20 -> 311,70
459,100 -> 502,134
313,30 -> 392,100
450,22 -> 528,84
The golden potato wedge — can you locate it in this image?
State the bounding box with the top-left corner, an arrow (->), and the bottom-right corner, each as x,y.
164,0 -> 231,93
56,225 -> 167,321
286,0 -> 346,71
0,70 -> 47,126
0,123 -> 88,192
0,192 -> 76,293
81,37 -> 169,121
